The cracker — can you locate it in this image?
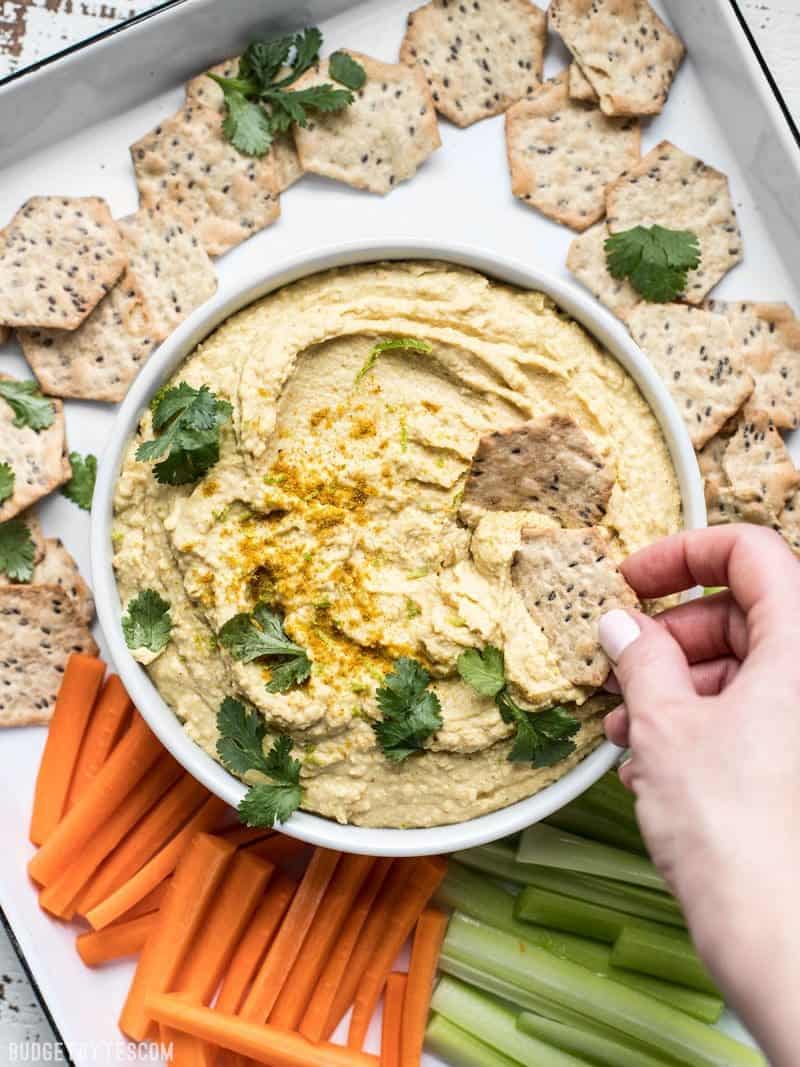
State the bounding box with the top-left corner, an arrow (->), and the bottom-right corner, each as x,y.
505,72 -> 640,231
775,489 -> 800,556
512,526 -> 638,686
399,0 -> 547,127
292,52 -> 441,194
463,413 -> 614,524
117,211 -> 217,343
0,585 -> 98,727
17,510 -> 46,565
566,223 -> 641,321
569,62 -> 598,103
0,197 -> 127,331
0,378 -> 69,522
0,537 -> 94,625
605,141 -> 743,305
698,411 -> 799,526
185,58 -> 303,191
706,300 -> 800,431
549,0 -> 685,117
627,304 -> 753,449
131,103 -> 281,257
18,274 -> 156,403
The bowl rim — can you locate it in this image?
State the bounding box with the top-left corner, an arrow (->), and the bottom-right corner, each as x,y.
91,237 -> 706,856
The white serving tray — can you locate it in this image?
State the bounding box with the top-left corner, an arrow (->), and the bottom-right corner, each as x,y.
0,0 -> 796,1061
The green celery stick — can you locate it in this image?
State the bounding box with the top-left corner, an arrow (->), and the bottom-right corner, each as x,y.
545,802 -> 648,855
517,823 -> 667,891
426,1015 -> 520,1067
613,925 -> 720,996
518,1012 -> 677,1067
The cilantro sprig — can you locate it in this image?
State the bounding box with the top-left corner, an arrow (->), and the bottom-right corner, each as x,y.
0,379 -> 56,432
0,463 -> 14,505
122,589 -> 173,655
605,225 -> 701,303
216,697 -> 302,826
373,657 -> 443,762
0,518 -> 36,582
136,383 -> 232,485
61,452 -> 96,511
458,646 -> 580,767
218,603 -> 312,693
354,336 -> 433,385
209,28 -> 365,157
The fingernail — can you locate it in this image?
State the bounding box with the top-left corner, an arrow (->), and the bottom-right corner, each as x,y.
599,609 -> 641,663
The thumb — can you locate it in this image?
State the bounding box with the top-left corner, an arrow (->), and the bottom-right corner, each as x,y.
599,609 -> 695,716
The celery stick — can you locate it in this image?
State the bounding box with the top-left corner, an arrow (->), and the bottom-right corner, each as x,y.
613,925 -> 720,996
426,1015 -> 521,1067
432,976 -> 591,1066
545,802 -> 648,855
518,1012 -> 677,1067
444,914 -> 764,1067
584,770 -> 637,821
517,823 -> 668,891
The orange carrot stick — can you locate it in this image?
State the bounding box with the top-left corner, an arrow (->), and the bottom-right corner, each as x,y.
270,854 -> 375,1031
381,973 -> 407,1067
245,834 -> 312,868
348,858 -> 448,1050
324,860 -> 411,1041
77,775 -> 209,914
39,756 -> 182,920
399,908 -> 449,1067
86,795 -> 228,930
66,674 -> 132,809
29,714 -> 163,886
146,994 -> 379,1067
29,654 -> 106,845
215,873 -> 297,1015
174,851 -> 274,1005
120,833 -> 236,1041
299,857 -> 393,1043
116,879 -> 171,922
219,826 -> 274,847
161,992 -> 215,1067
76,913 -> 156,967
239,847 -> 341,1025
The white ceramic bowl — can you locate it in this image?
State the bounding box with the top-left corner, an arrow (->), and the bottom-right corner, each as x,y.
92,238 -> 706,856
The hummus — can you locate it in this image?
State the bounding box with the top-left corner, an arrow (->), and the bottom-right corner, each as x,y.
113,261 -> 681,827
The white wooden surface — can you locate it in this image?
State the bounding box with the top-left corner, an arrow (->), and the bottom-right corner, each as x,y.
1,2 -> 799,1060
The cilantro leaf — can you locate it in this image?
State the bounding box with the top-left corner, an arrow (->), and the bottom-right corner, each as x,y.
605,225 -> 701,303
329,51 -> 366,90
218,603 -> 312,693
373,657 -> 443,762
0,463 -> 14,505
0,380 -> 56,432
287,26 -> 324,80
122,589 -> 172,654
136,383 -> 231,485
263,84 -> 353,127
239,34 -> 295,88
354,336 -> 433,384
0,519 -> 35,582
216,702 -> 303,827
457,645 -> 505,698
61,452 -> 96,511
265,656 -> 312,693
217,86 -> 274,156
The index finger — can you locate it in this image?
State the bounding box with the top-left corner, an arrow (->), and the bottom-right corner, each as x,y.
621,524 -> 800,614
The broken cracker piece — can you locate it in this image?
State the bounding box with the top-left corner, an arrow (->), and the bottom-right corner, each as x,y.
0,378 -> 69,522
0,536 -> 94,626
566,222 -> 640,321
0,197 -> 127,331
399,0 -> 547,127
569,61 -> 598,103
775,489 -> 800,556
628,303 -> 753,449
463,413 -> 614,525
505,72 -> 640,231
512,526 -> 638,687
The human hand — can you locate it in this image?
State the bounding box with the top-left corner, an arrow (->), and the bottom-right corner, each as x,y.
598,524 -> 800,1067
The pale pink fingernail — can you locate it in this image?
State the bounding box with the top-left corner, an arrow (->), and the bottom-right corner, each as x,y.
599,609 -> 641,663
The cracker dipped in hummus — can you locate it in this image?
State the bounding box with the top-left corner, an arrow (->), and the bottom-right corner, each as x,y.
113,261 -> 681,828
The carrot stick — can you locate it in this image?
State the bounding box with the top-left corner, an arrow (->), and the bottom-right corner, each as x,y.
399,908 -> 449,1067
86,795 -> 228,930
39,756 -> 183,920
348,858 -> 448,1050
219,826 -> 274,847
299,857 -> 393,1043
76,913 -> 156,967
239,847 -> 341,1025
29,714 -> 163,886
77,775 -> 209,914
161,992 -> 215,1067
245,834 -> 312,868
174,851 -> 273,1004
29,654 -> 106,845
120,833 -> 236,1041
116,879 -> 171,922
146,994 -> 379,1067
323,859 -> 411,1041
66,674 -> 132,809
270,854 -> 374,1031
215,873 -> 297,1015
381,973 -> 407,1067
